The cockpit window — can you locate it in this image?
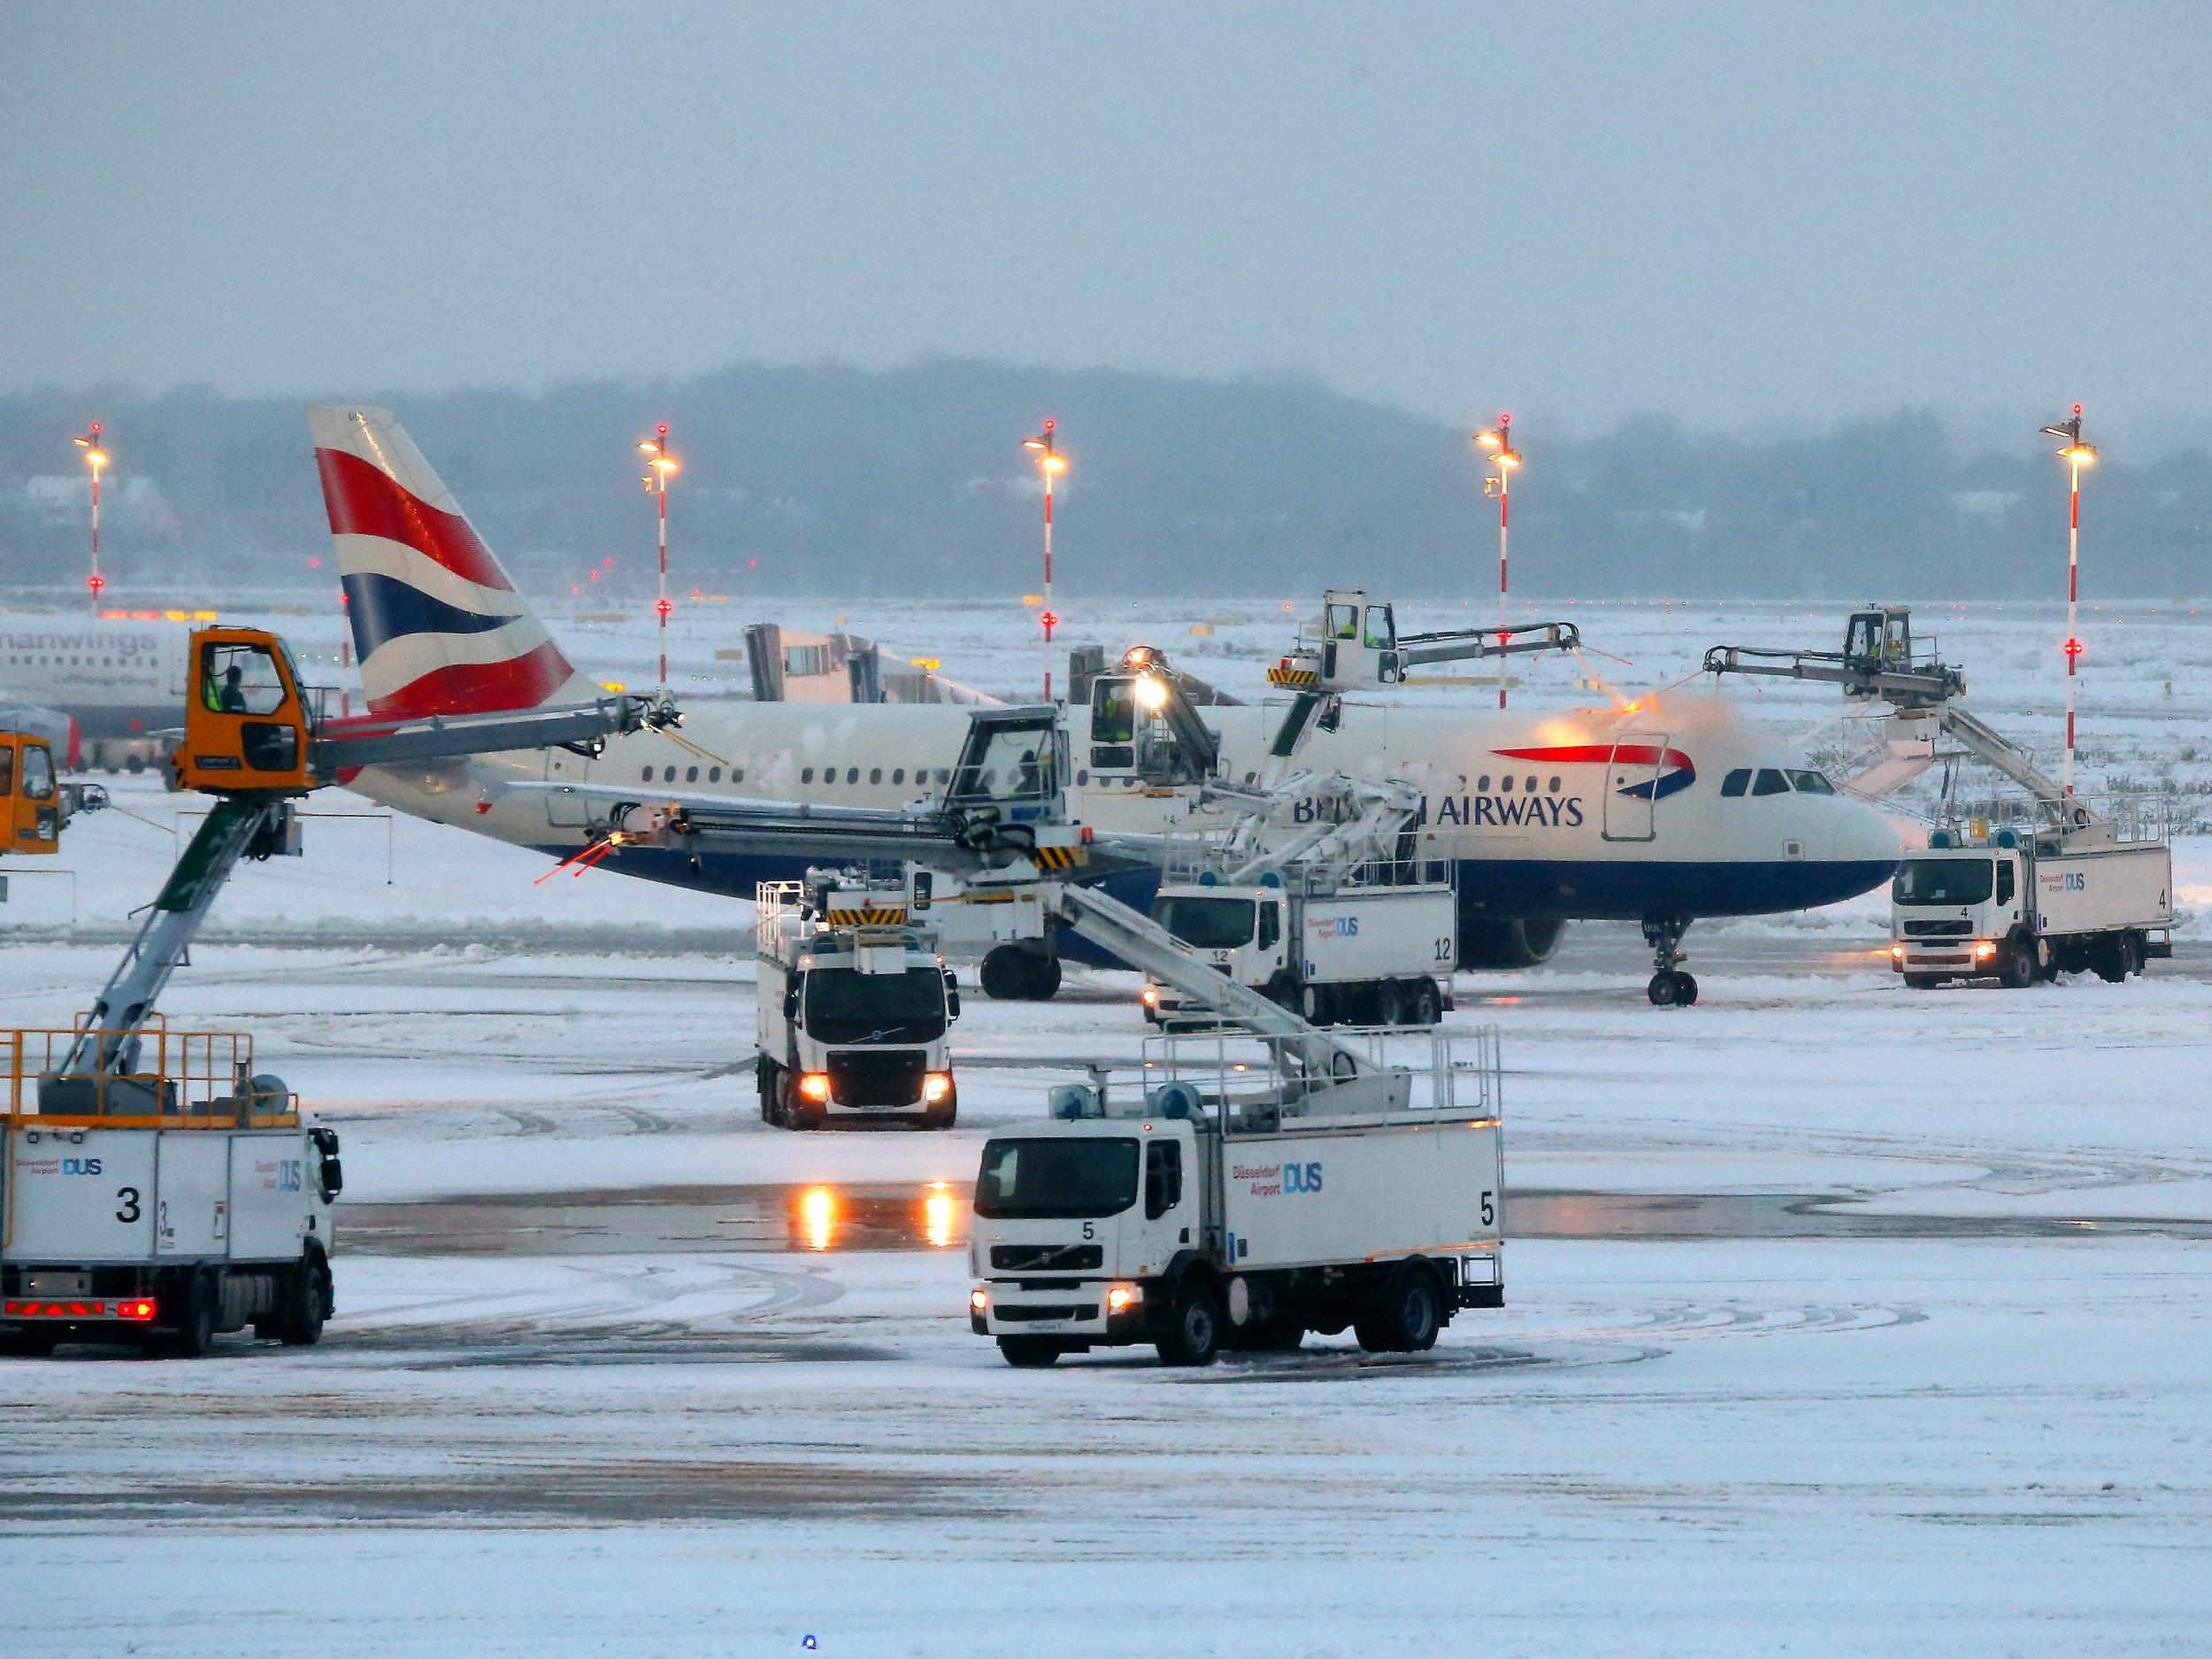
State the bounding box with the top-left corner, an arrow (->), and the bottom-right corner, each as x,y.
1787,770 -> 1836,795
1751,768 -> 1791,796
1720,768 -> 1750,797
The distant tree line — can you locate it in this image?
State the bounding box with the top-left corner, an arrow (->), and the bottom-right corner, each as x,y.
1,359 -> 2205,601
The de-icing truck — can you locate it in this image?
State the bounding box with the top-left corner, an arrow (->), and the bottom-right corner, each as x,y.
756,876 -> 961,1129
1,1030 -> 342,1357
967,1028 -> 1503,1367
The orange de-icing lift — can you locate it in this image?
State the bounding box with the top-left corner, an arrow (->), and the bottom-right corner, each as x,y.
0,628 -> 677,1357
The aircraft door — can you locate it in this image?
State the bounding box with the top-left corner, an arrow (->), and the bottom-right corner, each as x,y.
542,745 -> 596,829
1600,731 -> 1668,842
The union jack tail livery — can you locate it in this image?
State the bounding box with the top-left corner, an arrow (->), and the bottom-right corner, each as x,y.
308,406 -> 581,720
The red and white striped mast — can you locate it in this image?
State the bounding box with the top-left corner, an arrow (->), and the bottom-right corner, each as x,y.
72,421 -> 109,610
1024,419 -> 1066,702
1474,415 -> 1523,709
637,424 -> 680,691
2039,405 -> 2097,795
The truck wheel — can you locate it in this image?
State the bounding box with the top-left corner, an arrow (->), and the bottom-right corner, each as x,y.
2093,940 -> 2130,983
981,947 -> 1061,1002
2000,947 -> 2035,990
161,1271 -> 219,1358
2124,933 -> 2147,979
1301,982 -> 1332,1025
0,1328 -> 58,1357
2035,937 -> 2059,981
756,1056 -> 776,1123
277,1251 -> 331,1347
997,1336 -> 1063,1368
1358,1260 -> 1443,1353
1156,1284 -> 1222,1367
1376,980 -> 1406,1026
1411,979 -> 1442,1026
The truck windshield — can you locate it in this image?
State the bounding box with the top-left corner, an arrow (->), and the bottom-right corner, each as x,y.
803,967 -> 948,1043
975,1136 -> 1140,1220
1151,895 -> 1256,949
1893,858 -> 1993,906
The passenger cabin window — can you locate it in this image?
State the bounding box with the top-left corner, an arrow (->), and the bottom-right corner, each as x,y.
1720,768 -> 1751,797
200,641 -> 288,716
1996,861 -> 2016,905
802,767 -> 814,784
1145,1141 -> 1183,1220
1787,770 -> 1836,795
1752,768 -> 1791,796
0,746 -> 12,795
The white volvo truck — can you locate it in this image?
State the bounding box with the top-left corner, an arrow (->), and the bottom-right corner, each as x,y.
1,1031 -> 342,1356
1707,605 -> 2177,991
756,875 -> 961,1129
1891,826 -> 2173,987
968,1028 -> 1504,1367
1147,868 -> 1457,1027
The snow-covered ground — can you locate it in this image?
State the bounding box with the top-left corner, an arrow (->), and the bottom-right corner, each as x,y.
4,928 -> 2210,1655
4,599 -> 2208,1655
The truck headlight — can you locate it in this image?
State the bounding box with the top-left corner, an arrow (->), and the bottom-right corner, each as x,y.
922,1071 -> 952,1105
1972,941 -> 1996,961
970,1288 -> 988,1313
1141,987 -> 1158,1008
798,1071 -> 832,1102
1889,943 -> 1905,961
1105,1283 -> 1141,1314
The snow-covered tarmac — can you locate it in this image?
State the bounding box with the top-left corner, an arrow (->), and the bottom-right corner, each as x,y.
4,918 -> 2210,1656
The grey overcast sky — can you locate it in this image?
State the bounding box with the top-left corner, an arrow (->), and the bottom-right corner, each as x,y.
3,3 -> 2207,430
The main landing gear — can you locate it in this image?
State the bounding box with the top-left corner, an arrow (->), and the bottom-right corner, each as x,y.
1642,915 -> 1697,1007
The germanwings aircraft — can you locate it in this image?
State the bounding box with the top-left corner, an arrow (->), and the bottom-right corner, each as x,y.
307,406 -> 1900,1004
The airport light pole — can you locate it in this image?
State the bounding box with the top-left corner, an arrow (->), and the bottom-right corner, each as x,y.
1474,415 -> 1522,709
72,422 -> 109,609
2039,405 -> 2097,796
1023,421 -> 1067,702
637,425 -> 679,691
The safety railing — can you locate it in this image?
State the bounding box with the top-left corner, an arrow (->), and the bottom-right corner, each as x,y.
3,1026 -> 296,1125
1131,1025 -> 1501,1133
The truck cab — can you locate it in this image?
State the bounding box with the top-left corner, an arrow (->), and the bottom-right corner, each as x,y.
971,1110 -> 1210,1360
175,628 -> 318,794
1889,840 -> 2026,985
0,733 -> 63,856
755,879 -> 960,1129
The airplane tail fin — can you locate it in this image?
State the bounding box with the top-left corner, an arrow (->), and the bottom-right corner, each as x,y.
307,405 -> 581,719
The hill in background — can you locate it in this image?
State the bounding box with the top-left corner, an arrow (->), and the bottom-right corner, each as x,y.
3,358 -> 2206,601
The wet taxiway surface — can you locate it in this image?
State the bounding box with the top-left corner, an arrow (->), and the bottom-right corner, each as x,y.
339,1181 -> 2212,1257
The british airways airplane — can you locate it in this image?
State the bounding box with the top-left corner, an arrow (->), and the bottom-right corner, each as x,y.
307,406 -> 1900,1005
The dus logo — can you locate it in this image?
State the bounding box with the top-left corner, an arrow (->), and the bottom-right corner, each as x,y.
61,1157 -> 104,1176
1283,1162 -> 1325,1194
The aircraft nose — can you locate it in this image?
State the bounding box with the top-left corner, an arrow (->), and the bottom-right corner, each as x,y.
1832,801 -> 1903,869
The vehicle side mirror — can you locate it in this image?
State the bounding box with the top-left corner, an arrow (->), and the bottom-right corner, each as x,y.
782,987 -> 800,1021
318,1156 -> 344,1202
943,968 -> 960,1021
912,872 -> 933,910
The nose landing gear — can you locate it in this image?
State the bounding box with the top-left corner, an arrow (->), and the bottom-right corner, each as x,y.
1642,915 -> 1696,1006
